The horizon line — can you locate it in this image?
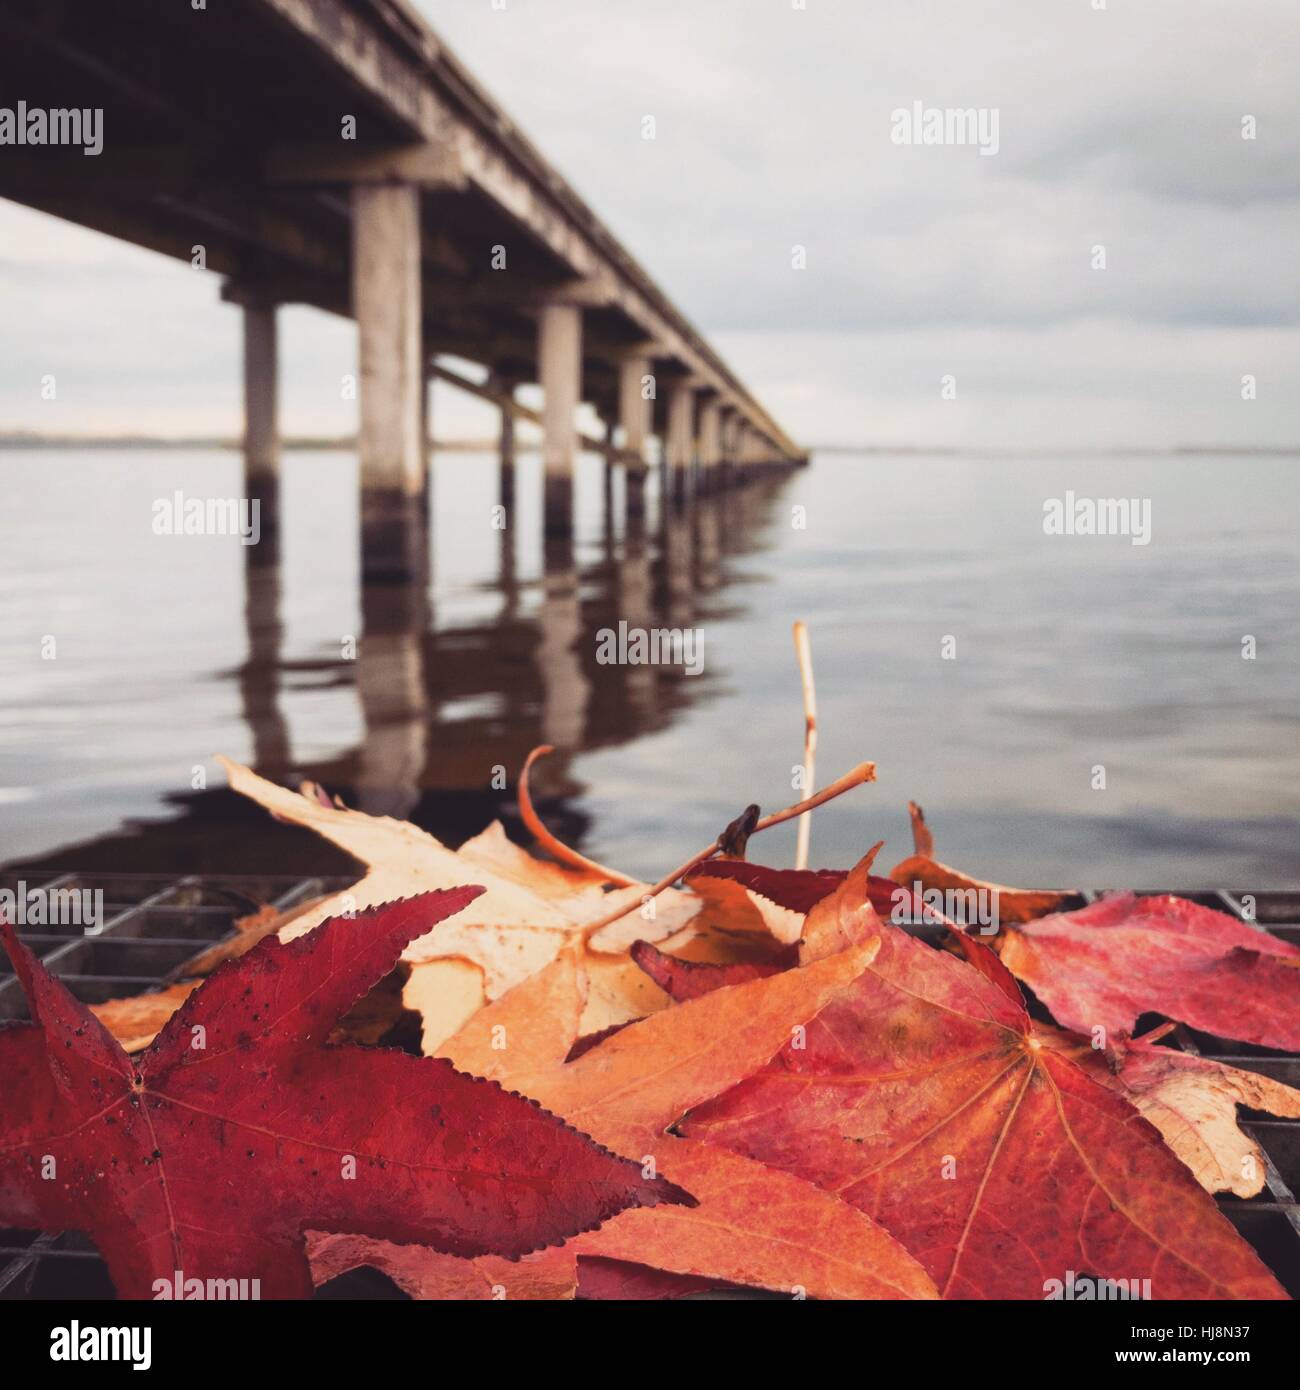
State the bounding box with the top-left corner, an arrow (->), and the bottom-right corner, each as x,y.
0,431 -> 1297,459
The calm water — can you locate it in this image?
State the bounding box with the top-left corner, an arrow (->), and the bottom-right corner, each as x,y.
1,447 -> 1298,888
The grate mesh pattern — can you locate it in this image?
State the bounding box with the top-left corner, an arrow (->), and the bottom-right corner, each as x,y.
1,874 -> 1297,1299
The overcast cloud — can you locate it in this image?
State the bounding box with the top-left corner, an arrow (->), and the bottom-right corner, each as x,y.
0,0 -> 1296,446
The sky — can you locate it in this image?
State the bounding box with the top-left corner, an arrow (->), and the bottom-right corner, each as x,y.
0,0 -> 1297,448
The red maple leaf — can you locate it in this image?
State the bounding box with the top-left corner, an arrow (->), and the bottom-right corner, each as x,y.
680,916 -> 1286,1299
999,892 -> 1300,1049
0,892 -> 687,1299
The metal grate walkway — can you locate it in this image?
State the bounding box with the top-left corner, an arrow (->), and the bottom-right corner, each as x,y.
1,873 -> 1297,1299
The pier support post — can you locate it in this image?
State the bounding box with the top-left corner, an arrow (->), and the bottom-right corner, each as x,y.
735,423 -> 753,483
719,408 -> 739,489
352,183 -> 424,584
499,388 -> 515,467
421,358 -> 436,534
618,354 -> 652,462
753,428 -> 766,476
242,300 -> 279,561
601,412 -> 617,545
618,353 -> 652,521
489,370 -> 518,512
698,399 -> 722,494
666,381 -> 694,505
626,471 -> 647,531
538,301 -> 582,536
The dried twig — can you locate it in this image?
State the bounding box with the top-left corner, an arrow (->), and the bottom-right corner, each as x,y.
578,760 -> 877,941
793,620 -> 818,871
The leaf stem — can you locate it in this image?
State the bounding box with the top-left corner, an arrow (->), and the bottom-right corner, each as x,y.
517,745 -> 638,887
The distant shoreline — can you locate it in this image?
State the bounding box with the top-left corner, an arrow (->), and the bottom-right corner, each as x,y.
0,434 -> 499,452
807,444 -> 1300,457
1,435 -> 1296,458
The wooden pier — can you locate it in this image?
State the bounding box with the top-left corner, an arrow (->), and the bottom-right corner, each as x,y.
0,0 -> 804,579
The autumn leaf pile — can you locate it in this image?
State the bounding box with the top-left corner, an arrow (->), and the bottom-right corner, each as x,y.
2,755 -> 1298,1301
